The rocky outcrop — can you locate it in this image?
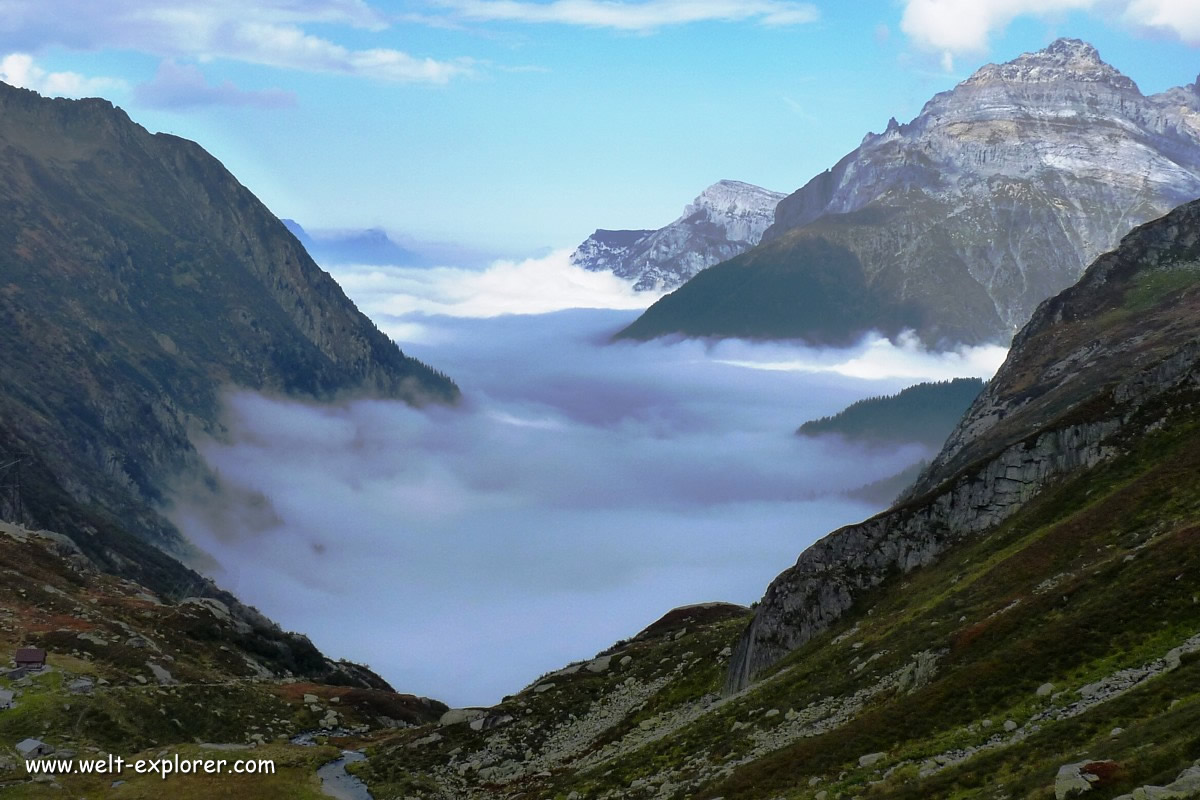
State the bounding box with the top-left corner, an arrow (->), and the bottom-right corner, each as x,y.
726,197 -> 1200,693
621,39 -> 1200,346
571,180 -> 784,290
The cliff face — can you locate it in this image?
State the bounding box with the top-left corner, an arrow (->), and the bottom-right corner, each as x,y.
726,196 -> 1200,693
571,180 -> 784,290
621,40 -> 1200,346
0,82 -> 457,556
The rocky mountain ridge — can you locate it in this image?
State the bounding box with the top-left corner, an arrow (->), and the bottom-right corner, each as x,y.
620,39 -> 1200,346
729,195 -> 1200,692
571,180 -> 784,290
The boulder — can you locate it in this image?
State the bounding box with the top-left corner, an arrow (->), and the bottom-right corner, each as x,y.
439,708 -> 487,727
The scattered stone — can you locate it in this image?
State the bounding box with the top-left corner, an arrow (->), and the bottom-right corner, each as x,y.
859,752 -> 887,768
303,694 -> 319,704
534,683 -> 556,694
1004,720 -> 1018,732
1110,727 -> 1124,737
1037,682 -> 1056,697
764,709 -> 780,718
619,655 -> 632,667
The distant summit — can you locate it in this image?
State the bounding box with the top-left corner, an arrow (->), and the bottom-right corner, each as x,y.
571,180 -> 785,290
620,39 -> 1200,346
283,219 -> 421,266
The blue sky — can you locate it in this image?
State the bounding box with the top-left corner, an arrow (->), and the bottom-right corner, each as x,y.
2,1 -> 1198,255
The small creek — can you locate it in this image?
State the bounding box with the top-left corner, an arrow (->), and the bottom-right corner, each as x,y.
291,730 -> 374,800
316,750 -> 372,800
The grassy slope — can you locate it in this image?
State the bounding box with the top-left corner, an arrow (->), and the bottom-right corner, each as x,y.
0,525 -> 445,796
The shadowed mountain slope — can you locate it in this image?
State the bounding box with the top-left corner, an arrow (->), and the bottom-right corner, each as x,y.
0,82 -> 457,563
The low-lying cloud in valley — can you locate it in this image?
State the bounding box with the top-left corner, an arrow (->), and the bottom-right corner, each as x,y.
170,255 -> 1007,706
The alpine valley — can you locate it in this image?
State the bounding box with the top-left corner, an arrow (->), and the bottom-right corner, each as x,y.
2,31 -> 1200,800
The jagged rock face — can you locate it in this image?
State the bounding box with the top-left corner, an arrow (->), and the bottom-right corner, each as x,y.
908,197 -> 1200,497
0,82 -> 458,553
571,180 -> 785,290
726,196 -> 1200,693
623,40 -> 1200,346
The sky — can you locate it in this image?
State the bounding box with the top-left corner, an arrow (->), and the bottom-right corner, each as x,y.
1,1 -> 1198,254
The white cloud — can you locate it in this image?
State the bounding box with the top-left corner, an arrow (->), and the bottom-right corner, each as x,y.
899,0 -> 1097,55
713,331 -> 1008,381
1123,0 -> 1200,44
0,1 -> 471,84
899,0 -> 1200,56
135,60 -> 296,109
0,52 -> 126,97
329,249 -> 665,318
439,0 -> 819,31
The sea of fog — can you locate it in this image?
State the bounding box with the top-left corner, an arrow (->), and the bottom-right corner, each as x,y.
170,251 -> 1007,706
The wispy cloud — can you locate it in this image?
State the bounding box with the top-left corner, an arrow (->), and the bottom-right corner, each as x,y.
135,60 -> 296,109
0,52 -> 126,97
436,0 -> 819,31
0,0 -> 471,84
329,249 -> 665,318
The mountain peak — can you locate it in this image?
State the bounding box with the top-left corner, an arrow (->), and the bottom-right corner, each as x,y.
1043,36 -> 1101,62
687,180 -> 785,217
963,37 -> 1137,92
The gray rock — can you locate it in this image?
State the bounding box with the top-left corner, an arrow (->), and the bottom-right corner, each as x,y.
1055,762 -> 1098,799
586,656 -> 613,673
858,752 -> 887,768
439,708 -> 488,727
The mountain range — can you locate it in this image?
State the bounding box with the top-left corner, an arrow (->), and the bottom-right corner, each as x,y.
570,180 -> 785,291
618,40 -> 1200,347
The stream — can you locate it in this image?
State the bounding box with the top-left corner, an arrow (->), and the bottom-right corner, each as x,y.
291,730 -> 374,800
316,750 -> 372,800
